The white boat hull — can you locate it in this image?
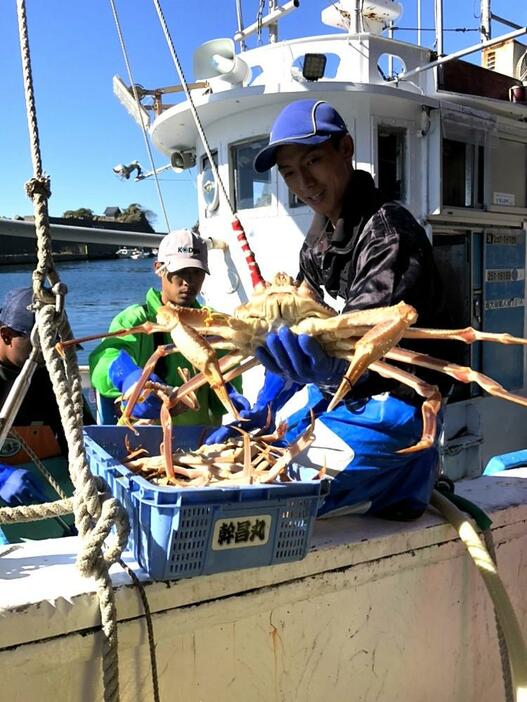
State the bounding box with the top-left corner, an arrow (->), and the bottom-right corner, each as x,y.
0,471 -> 525,701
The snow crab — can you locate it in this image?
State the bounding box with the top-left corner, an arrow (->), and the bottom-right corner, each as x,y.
122,414 -> 318,487
62,272 -> 527,461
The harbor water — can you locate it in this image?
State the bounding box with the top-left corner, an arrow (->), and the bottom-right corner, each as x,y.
0,258 -> 159,365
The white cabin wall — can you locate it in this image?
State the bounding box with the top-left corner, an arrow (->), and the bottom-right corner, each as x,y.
197,104 -> 309,306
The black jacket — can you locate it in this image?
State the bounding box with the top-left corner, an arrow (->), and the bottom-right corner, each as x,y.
297,170 -> 452,399
0,361 -> 94,454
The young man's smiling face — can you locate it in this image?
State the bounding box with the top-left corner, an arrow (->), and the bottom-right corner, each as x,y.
276,134 -> 354,225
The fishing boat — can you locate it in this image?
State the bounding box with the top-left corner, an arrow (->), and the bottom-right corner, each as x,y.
1,2 -> 527,701
115,246 -> 131,258
129,247 -> 149,260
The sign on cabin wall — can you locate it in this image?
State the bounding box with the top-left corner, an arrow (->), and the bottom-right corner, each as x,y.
493,192 -> 516,207
483,230 -> 526,390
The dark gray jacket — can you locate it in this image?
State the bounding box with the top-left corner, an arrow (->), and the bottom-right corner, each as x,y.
297,169 -> 452,398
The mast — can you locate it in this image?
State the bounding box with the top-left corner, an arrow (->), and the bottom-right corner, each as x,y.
235,0 -> 247,50
268,0 -> 278,43
434,0 -> 444,56
481,0 -> 491,41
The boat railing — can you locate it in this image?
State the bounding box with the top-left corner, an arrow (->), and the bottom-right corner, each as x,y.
228,34 -> 434,92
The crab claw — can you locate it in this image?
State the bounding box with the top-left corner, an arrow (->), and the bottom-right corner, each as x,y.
168,313 -> 243,421
328,302 -> 418,411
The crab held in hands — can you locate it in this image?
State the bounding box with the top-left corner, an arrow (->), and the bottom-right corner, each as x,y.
62,272 -> 527,462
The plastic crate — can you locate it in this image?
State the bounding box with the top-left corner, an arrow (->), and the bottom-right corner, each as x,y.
83,425 -> 327,580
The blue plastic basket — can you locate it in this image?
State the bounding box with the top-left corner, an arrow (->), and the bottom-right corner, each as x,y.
83,425 -> 327,580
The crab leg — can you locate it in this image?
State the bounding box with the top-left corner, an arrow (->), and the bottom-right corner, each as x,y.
327,302 -> 418,411
402,326 -> 527,346
369,360 -> 442,454
158,388 -> 214,482
167,355 -> 258,409
292,302 -> 413,336
176,367 -> 199,411
159,395 -> 176,481
56,320 -> 167,353
259,412 -> 316,483
122,349 -> 257,430
242,428 -> 255,484
118,344 -> 178,429
168,316 -> 243,420
385,347 -> 527,409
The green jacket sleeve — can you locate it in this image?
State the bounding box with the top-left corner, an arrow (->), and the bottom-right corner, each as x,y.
89,304 -> 151,398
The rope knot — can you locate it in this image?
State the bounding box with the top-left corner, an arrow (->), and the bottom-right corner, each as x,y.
75,477 -> 130,578
25,175 -> 51,199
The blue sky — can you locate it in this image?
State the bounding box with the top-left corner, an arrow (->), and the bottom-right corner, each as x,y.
0,1 -> 522,232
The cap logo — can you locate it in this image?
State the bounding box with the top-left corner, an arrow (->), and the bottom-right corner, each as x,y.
176,246 -> 200,254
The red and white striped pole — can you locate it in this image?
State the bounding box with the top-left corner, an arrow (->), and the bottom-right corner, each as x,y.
231,215 -> 265,289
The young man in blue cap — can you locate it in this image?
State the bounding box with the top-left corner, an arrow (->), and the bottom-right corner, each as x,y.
209,98 -> 450,520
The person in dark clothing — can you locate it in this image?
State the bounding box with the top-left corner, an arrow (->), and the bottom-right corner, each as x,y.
0,287 -> 70,450
0,288 -> 67,508
209,98 -> 450,520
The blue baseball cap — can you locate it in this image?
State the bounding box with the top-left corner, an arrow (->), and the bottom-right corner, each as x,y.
254,99 -> 349,173
0,287 -> 34,335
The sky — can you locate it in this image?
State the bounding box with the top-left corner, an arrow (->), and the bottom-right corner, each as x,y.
0,0 -> 522,233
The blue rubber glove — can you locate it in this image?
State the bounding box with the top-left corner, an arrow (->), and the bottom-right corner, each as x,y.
226,385 -> 251,415
255,327 -> 349,390
205,372 -> 300,444
109,350 -> 163,420
0,464 -> 47,507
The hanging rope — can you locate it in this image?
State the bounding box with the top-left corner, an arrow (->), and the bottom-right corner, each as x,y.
16,2 -> 130,700
151,0 -> 265,288
109,0 -> 171,233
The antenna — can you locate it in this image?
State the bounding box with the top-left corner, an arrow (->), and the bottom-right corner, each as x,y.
113,75 -> 150,127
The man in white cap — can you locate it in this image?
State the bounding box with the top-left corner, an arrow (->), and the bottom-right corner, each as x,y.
90,229 -> 243,425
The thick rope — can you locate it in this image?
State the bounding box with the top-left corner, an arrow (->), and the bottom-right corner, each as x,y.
16,2 -> 130,700
0,498 -> 73,524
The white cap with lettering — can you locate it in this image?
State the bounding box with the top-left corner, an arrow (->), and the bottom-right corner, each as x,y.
157,229 -> 209,275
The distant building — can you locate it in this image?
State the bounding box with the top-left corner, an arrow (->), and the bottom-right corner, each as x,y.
102,207 -> 122,219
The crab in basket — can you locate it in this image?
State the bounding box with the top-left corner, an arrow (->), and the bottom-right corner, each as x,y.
122,412 -> 321,487
62,271 -> 527,471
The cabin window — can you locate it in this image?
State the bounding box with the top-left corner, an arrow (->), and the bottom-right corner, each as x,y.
201,150 -> 219,214
490,139 -> 527,208
231,138 -> 271,210
377,126 -> 406,201
443,139 -> 484,208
